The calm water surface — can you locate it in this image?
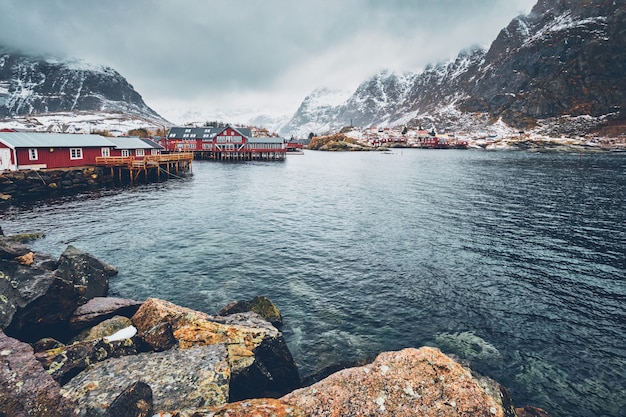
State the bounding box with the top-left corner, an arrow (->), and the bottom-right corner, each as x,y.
1,149 -> 625,417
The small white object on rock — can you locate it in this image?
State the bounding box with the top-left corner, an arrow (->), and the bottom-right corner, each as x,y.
103,326 -> 137,342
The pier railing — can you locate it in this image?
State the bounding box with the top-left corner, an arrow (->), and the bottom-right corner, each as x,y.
94,152 -> 193,168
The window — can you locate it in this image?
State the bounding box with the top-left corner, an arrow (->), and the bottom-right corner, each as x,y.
136,149 -> 145,157
121,149 -> 130,157
101,148 -> 110,157
29,148 -> 38,160
70,148 -> 83,160
151,149 -> 159,155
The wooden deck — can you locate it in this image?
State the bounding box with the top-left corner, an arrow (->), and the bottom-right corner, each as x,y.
93,153 -> 193,184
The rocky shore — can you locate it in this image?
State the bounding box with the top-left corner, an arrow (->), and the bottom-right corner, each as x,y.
0,230 -> 551,417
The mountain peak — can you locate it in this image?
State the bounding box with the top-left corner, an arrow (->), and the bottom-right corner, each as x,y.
0,45 -> 167,125
278,0 -> 626,137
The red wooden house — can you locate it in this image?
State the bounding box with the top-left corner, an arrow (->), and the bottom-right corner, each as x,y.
0,132 -> 117,171
165,126 -> 287,160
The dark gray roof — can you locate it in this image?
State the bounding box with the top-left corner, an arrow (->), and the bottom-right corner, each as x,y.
140,138 -> 164,149
167,126 -> 253,140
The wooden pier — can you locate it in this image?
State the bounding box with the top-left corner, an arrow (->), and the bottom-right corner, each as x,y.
94,153 -> 193,184
192,149 -> 286,161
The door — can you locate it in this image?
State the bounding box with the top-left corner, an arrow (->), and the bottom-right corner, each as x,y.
0,148 -> 11,171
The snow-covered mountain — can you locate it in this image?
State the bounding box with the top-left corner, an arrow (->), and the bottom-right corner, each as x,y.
280,0 -> 626,138
0,45 -> 169,129
278,88 -> 352,138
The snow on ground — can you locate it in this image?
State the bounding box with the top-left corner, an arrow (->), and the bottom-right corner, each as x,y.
0,111 -> 168,135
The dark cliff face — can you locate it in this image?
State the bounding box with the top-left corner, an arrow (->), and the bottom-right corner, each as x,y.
0,46 -> 164,121
458,0 -> 626,128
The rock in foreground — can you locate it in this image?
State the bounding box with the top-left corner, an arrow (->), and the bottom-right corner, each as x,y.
282,346 -> 515,417
61,344 -> 230,417
0,331 -> 77,417
132,298 -> 300,401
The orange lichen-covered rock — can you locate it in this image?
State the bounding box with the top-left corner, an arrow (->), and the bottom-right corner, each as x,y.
282,346 -> 516,417
131,298 -> 300,400
154,398 -> 307,417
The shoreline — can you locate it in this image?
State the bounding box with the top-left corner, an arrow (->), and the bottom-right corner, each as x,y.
0,234 -> 552,416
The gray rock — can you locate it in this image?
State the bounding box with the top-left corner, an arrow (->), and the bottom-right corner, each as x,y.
1,242 -> 119,342
69,297 -> 142,331
0,330 -> 77,417
71,315 -> 132,343
35,337 -> 137,385
55,245 -> 118,305
61,344 -> 230,416
1,246 -> 76,341
217,296 -> 283,327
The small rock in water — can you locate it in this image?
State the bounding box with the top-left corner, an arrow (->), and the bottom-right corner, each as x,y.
217,295 -> 283,327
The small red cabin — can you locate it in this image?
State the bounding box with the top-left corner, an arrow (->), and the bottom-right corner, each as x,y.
0,132 -> 120,171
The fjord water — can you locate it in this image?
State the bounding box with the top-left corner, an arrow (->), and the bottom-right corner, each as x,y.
1,149 -> 624,417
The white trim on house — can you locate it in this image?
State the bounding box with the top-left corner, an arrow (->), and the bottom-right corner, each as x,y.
70,148 -> 83,160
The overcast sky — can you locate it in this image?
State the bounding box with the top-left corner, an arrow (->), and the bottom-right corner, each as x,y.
0,0 -> 536,123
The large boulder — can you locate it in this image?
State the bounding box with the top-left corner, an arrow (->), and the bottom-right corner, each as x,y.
281,347 -> 516,417
55,245 -> 118,305
1,243 -> 118,342
0,331 -> 77,417
131,298 -> 300,400
35,336 -> 137,385
61,344 -> 231,417
0,239 -> 74,341
69,296 -> 143,332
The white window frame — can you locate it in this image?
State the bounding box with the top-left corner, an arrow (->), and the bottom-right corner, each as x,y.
29,148 -> 38,160
121,149 -> 130,157
101,147 -> 110,157
70,148 -> 83,160
136,149 -> 145,157
151,149 -> 159,155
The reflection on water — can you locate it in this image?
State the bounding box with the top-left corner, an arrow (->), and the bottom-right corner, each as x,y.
1,150 -> 625,417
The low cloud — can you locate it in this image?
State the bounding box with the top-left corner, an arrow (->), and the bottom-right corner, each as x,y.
0,0 -> 536,121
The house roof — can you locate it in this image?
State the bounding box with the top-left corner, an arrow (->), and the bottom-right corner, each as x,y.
167,127 -> 222,139
0,132 -> 114,149
106,136 -> 163,150
167,126 -> 253,139
140,138 -> 164,149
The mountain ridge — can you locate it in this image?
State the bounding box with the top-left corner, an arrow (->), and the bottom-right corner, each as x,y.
0,45 -> 169,128
279,0 -> 626,138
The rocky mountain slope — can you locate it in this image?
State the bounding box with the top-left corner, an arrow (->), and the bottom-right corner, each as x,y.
0,45 -> 168,126
280,0 -> 626,138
